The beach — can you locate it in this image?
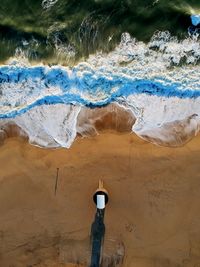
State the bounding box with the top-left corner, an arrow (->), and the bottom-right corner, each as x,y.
0,131 -> 200,267
0,1 -> 200,266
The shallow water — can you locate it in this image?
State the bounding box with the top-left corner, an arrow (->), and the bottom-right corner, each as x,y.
1,3 -> 200,267
0,1 -> 200,148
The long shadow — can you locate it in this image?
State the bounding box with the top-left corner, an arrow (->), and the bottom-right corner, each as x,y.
90,209 -> 105,267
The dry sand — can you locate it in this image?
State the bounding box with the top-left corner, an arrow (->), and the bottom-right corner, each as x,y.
0,132 -> 200,267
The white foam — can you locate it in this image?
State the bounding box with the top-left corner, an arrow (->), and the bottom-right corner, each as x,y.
1,32 -> 200,148
42,0 -> 58,10
122,94 -> 200,146
9,104 -> 81,148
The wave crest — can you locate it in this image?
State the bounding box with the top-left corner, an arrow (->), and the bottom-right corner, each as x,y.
0,32 -> 200,148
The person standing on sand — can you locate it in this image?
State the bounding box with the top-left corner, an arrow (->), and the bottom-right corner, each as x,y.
90,181 -> 108,267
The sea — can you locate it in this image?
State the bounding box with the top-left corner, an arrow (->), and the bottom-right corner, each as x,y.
0,0 -> 200,148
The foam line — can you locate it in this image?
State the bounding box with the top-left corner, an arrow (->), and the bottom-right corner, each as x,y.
0,31 -> 200,148
1,65 -> 200,119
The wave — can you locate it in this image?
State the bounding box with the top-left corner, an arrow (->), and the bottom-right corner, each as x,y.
0,32 -> 200,148
42,0 -> 59,10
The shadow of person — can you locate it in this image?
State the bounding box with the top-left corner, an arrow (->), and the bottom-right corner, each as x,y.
90,209 -> 105,267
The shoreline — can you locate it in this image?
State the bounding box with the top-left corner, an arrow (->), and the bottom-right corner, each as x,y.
1,101 -> 200,150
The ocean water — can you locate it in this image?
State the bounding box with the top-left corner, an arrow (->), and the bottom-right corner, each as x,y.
0,0 -> 200,148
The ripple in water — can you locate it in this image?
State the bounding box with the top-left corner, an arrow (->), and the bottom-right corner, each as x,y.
0,32 -> 200,148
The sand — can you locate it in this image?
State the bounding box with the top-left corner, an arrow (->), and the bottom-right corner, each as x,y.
0,132 -> 200,267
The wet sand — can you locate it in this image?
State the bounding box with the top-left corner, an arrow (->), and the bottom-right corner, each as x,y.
0,132 -> 200,266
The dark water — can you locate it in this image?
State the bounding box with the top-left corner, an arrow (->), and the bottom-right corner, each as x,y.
0,0 -> 199,63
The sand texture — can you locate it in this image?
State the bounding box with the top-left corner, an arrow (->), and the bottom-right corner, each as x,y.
0,133 -> 200,267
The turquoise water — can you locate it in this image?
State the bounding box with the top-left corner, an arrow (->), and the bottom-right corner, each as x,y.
1,63 -> 200,119
0,0 -> 200,148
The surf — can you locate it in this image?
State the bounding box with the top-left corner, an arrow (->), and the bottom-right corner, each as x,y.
0,32 -> 200,148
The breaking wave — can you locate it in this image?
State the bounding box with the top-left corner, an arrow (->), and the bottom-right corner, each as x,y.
0,32 -> 200,148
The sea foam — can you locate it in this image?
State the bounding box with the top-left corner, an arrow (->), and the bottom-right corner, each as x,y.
0,32 -> 200,147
